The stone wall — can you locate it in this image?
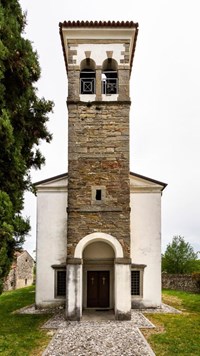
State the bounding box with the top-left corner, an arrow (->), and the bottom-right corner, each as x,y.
3,251 -> 34,291
3,268 -> 16,291
16,251 -> 34,289
162,273 -> 199,293
67,101 -> 131,258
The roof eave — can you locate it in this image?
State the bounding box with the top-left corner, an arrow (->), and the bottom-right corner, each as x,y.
130,171 -> 167,191
59,20 -> 139,74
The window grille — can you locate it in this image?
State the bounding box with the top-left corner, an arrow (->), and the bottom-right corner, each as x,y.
57,270 -> 66,296
80,70 -> 95,94
102,71 -> 118,94
131,270 -> 140,296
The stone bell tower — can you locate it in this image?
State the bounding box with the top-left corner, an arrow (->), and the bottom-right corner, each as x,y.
60,21 -> 138,320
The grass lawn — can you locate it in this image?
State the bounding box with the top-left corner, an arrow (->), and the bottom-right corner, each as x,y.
0,286 -> 52,356
143,290 -> 200,356
0,287 -> 199,355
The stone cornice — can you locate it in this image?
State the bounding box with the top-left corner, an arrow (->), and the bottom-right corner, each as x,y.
67,100 -> 131,106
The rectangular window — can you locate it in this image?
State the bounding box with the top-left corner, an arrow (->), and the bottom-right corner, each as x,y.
131,270 -> 140,296
95,189 -> 102,201
91,186 -> 106,204
56,270 -> 66,297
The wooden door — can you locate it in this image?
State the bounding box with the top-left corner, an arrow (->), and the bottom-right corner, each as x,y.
87,271 -> 109,308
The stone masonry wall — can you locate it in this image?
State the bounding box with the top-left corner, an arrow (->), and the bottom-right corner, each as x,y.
3,268 -> 16,291
16,252 -> 34,281
162,273 -> 199,293
3,251 -> 34,291
67,101 -> 131,258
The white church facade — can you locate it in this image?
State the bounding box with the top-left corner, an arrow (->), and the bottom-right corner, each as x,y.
35,21 -> 166,320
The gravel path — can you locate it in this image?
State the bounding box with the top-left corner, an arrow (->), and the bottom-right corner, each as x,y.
18,304 -> 181,356
42,312 -> 155,356
42,321 -> 154,356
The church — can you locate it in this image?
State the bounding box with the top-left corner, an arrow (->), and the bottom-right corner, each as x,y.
35,21 -> 167,321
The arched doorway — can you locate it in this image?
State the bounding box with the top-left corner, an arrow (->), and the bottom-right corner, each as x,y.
66,233 -> 131,320
83,241 -> 114,309
73,232 -> 124,313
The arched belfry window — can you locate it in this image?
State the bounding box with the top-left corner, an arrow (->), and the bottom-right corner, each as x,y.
102,58 -> 118,95
80,58 -> 96,94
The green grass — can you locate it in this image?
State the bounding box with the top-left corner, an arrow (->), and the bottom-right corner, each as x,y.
1,287 -> 199,355
143,290 -> 200,355
0,286 -> 52,356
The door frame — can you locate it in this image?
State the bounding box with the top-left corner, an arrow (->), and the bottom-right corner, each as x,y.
83,262 -> 114,309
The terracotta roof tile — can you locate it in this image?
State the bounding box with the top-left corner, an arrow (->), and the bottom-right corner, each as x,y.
59,20 -> 138,29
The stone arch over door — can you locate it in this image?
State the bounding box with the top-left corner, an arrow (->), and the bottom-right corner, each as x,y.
74,232 -> 124,259
74,232 -> 124,310
66,233 -> 131,320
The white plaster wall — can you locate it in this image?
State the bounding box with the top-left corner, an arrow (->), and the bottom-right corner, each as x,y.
83,241 -> 115,259
130,192 -> 162,307
66,264 -> 82,320
36,190 -> 67,307
79,94 -> 96,102
71,43 -> 125,66
115,264 -> 131,316
79,94 -> 119,103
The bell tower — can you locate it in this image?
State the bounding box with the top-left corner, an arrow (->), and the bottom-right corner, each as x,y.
60,21 -> 138,320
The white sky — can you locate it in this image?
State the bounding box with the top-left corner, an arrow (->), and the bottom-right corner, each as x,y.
19,0 -> 200,256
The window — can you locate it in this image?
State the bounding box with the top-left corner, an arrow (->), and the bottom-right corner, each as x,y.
25,278 -> 27,286
102,70 -> 118,94
91,186 -> 106,204
95,189 -> 102,201
56,270 -> 66,297
102,58 -> 118,95
80,69 -> 95,94
131,271 -> 140,296
131,264 -> 146,299
80,58 -> 96,95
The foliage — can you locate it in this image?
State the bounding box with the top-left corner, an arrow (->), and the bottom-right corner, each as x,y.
0,286 -> 51,355
0,191 -> 14,293
192,259 -> 200,272
0,0 -> 53,291
143,290 -> 200,355
162,236 -> 198,274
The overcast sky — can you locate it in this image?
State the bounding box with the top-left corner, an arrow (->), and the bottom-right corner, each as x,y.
19,0 -> 200,256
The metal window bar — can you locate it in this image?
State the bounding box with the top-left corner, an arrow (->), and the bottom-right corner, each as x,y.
131,270 -> 140,296
102,78 -> 118,95
57,270 -> 66,296
80,78 -> 96,94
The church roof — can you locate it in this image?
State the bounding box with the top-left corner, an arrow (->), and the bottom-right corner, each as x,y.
34,172 -> 167,191
130,172 -> 167,191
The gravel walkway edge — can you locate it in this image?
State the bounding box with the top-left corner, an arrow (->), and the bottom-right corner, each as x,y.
17,304 -> 181,356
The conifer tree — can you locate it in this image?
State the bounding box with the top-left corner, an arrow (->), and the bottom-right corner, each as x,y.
0,0 -> 53,292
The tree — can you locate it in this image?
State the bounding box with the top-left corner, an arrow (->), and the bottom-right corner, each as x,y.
0,0 -> 53,293
162,236 -> 198,274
